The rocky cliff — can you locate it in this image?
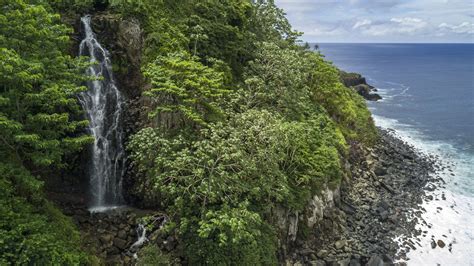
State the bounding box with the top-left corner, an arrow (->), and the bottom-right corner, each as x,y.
340,71 -> 382,101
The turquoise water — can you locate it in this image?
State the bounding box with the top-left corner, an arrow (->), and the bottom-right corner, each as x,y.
318,43 -> 474,264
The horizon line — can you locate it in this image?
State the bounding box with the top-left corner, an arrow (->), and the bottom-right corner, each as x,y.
302,41 -> 474,44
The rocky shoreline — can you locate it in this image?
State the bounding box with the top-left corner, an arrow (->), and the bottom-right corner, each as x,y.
289,128 -> 444,265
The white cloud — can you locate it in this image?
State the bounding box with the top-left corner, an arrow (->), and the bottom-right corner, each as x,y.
353,19 -> 372,29
357,17 -> 428,36
275,0 -> 474,42
390,17 -> 428,34
305,25 -> 348,37
439,22 -> 474,34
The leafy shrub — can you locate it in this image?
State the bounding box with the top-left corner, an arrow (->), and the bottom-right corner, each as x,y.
143,52 -> 230,128
0,1 -> 92,263
137,244 -> 172,266
0,163 -> 88,264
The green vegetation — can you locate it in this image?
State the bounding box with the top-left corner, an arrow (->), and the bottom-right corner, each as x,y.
1,0 -> 377,264
137,244 -> 172,266
123,0 -> 375,264
0,0 -> 92,263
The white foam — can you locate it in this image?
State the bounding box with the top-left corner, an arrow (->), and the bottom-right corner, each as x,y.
372,114 -> 474,265
88,205 -> 126,213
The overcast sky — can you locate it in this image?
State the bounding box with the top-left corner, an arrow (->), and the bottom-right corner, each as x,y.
274,0 -> 474,43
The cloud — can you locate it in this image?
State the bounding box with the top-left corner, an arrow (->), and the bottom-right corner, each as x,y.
356,17 -> 428,36
353,19 -> 372,29
274,0 -> 474,42
305,23 -> 348,37
390,17 -> 428,34
438,22 -> 474,34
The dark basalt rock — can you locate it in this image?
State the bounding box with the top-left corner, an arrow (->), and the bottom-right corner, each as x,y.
339,71 -> 382,101
437,239 -> 446,248
286,128 -> 439,265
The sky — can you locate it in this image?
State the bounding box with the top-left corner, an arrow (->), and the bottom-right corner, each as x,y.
274,0 -> 474,43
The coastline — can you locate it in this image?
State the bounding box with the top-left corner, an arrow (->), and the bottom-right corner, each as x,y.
292,128 -> 442,265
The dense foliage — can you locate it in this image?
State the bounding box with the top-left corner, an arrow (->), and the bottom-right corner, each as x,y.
121,0 -> 376,264
0,0 -> 91,263
1,0 -> 377,264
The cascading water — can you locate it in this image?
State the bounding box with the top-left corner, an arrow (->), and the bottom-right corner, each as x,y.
79,15 -> 125,211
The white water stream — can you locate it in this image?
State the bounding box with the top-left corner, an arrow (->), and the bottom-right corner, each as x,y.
79,15 -> 125,211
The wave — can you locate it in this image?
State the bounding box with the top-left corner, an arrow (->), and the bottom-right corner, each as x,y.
372,114 -> 474,265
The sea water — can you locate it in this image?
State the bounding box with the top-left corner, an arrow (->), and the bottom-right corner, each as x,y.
318,43 -> 474,265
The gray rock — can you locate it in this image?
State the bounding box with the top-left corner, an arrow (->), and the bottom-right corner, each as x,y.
366,255 -> 384,266
106,246 -> 120,255
114,237 -> 128,250
309,260 -> 326,266
300,248 -> 315,256
335,240 -> 347,250
337,258 -> 351,266
99,234 -> 113,245
317,249 -> 329,258
117,230 -> 127,239
349,258 -> 361,266
431,239 -> 437,249
374,166 -> 387,176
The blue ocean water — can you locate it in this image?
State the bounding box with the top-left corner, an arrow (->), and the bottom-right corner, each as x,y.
317,43 -> 474,264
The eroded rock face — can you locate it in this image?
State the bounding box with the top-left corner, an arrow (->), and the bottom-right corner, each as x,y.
306,187 -> 340,228
275,186 -> 341,262
339,70 -> 382,101
89,12 -> 144,98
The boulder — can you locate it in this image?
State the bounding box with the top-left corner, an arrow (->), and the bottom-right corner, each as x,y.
114,237 -> 128,250
366,255 -> 384,266
99,233 -> 113,244
317,249 -> 329,258
374,166 -> 387,176
437,239 -> 446,248
117,230 -> 127,239
335,239 -> 347,250
309,260 -> 326,266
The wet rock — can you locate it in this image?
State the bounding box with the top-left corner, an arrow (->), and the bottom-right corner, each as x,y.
437,239 -> 446,248
114,237 -> 128,250
431,240 -> 437,249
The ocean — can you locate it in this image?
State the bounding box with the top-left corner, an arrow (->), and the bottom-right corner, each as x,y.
317,43 -> 474,265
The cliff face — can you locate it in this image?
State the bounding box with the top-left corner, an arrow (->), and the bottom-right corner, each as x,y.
275,186 -> 341,262
340,71 -> 382,101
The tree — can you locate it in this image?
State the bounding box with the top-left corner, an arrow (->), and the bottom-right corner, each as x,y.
0,0 -> 92,263
143,51 -> 229,129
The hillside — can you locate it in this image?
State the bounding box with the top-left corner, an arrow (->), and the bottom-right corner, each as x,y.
0,1 -> 437,265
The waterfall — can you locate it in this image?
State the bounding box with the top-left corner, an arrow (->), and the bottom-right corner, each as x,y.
79,15 -> 125,211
